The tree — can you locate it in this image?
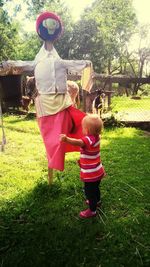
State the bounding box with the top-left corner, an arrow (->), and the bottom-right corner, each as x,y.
25,0 -> 58,16
123,24 -> 150,94
0,3 -> 21,61
44,1 -> 74,58
16,0 -> 73,59
15,33 -> 42,61
71,0 -> 137,73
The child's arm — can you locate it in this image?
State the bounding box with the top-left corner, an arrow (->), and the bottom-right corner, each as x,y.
60,134 -> 84,147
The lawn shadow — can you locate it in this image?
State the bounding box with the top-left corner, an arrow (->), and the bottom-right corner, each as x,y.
4,125 -> 39,135
0,127 -> 150,267
4,113 -> 36,124
0,180 -> 107,267
3,114 -> 39,134
1,177 -> 149,267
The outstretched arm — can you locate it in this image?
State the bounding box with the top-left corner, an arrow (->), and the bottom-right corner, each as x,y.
1,60 -> 35,72
63,60 -> 92,73
60,134 -> 84,147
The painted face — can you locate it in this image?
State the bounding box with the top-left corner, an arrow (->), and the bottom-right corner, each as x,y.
42,18 -> 59,34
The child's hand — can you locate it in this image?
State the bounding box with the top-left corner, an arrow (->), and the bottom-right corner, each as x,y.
60,134 -> 67,142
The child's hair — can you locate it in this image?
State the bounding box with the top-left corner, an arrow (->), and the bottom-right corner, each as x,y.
67,80 -> 80,107
82,114 -> 103,135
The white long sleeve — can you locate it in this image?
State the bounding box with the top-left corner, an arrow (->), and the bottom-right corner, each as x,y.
5,60 -> 35,71
62,60 -> 92,73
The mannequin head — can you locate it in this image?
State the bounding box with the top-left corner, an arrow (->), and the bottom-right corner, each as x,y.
36,11 -> 63,42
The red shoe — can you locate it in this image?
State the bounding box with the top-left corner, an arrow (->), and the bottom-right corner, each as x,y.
79,208 -> 96,218
85,200 -> 101,207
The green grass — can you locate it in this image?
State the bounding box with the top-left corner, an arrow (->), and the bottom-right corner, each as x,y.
111,96 -> 150,112
0,115 -> 150,267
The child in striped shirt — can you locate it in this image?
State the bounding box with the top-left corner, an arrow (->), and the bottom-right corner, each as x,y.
60,114 -> 105,218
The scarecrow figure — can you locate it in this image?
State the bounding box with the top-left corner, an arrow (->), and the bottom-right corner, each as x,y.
1,11 -> 93,184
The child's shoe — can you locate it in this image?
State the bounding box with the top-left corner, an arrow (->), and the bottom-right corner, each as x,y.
85,199 -> 101,207
79,208 -> 96,218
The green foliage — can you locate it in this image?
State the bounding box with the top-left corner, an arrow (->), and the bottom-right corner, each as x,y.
0,8 -> 21,60
15,33 -> 42,60
69,18 -> 99,59
0,0 -> 5,7
25,0 -> 58,17
0,115 -> 150,267
0,0 -> 148,77
71,0 -> 137,73
44,0 -> 74,58
19,0 -> 74,59
0,0 -> 74,61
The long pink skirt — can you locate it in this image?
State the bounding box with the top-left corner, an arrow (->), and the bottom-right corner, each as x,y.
37,106 -> 85,171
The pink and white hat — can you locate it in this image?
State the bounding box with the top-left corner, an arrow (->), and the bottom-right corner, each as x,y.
36,11 -> 63,41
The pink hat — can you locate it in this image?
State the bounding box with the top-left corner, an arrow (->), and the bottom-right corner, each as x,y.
36,11 -> 63,41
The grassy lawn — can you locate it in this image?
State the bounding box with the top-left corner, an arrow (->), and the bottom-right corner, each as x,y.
111,96 -> 150,112
0,115 -> 150,267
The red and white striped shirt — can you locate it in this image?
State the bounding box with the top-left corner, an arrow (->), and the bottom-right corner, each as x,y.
79,135 -> 105,182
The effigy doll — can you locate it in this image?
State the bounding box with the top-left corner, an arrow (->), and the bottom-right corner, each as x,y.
2,11 -> 93,185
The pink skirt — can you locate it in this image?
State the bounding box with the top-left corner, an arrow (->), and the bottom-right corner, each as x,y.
37,106 -> 85,171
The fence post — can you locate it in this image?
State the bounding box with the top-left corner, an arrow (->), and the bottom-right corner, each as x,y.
108,81 -> 112,110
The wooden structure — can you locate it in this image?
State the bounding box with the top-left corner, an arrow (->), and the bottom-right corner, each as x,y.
94,73 -> 150,84
0,66 -> 28,110
0,66 -> 150,111
0,75 -> 26,111
68,72 -> 150,112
